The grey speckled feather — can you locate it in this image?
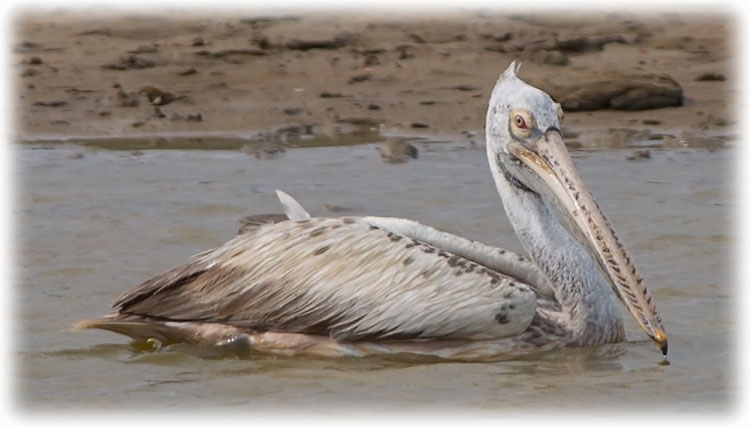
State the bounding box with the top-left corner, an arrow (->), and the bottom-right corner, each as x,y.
111,217 -> 538,342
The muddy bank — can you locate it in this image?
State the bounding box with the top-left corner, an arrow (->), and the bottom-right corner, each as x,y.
12,10 -> 735,149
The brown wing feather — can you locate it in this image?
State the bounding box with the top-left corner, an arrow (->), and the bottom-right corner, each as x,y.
106,217 -> 537,342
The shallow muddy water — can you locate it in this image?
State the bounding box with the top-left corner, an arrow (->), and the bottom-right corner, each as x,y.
14,139 -> 735,412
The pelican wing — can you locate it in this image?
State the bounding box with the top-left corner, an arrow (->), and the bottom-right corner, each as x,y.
110,216 -> 537,342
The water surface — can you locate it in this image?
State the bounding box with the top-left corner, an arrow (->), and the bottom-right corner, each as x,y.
15,140 -> 735,412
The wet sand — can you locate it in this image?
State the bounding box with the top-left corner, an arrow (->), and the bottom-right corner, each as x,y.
13,10 -> 735,149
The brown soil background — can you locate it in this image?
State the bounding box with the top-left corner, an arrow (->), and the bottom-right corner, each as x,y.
12,9 -> 736,149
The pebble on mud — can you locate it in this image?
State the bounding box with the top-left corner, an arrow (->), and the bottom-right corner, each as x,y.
113,82 -> 139,107
319,91 -> 345,98
139,86 -> 186,106
33,100 -> 67,107
101,55 -> 156,70
177,67 -> 198,76
24,56 -> 43,65
348,73 -> 371,84
555,34 -> 629,53
284,34 -> 353,51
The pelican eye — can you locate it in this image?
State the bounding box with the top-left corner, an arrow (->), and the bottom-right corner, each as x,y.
509,108 -> 535,138
514,115 -> 527,129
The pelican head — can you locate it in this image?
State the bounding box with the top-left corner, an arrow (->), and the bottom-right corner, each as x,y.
486,62 -> 668,355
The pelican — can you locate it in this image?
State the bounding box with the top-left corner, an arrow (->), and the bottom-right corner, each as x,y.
77,63 -> 667,361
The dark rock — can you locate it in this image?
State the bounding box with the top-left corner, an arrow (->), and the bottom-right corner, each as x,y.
411,122 -> 429,128
252,35 -> 273,50
610,88 -> 680,111
554,72 -> 683,112
352,48 -> 385,65
24,56 -> 43,65
191,37 -> 206,47
695,72 -> 726,81
352,47 -> 386,55
452,84 -> 478,91
33,100 -> 67,107
642,119 -> 662,125
319,91 -> 345,98
194,48 -> 267,58
102,55 -> 156,70
284,34 -> 353,51
177,67 -> 198,76
555,34 -> 628,52
419,100 -> 436,105
283,107 -> 303,115
396,45 -> 414,60
364,54 -> 381,66
367,103 -> 381,110
139,86 -> 186,106
347,73 -> 371,84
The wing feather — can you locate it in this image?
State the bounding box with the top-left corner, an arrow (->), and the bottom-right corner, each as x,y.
111,217 -> 538,341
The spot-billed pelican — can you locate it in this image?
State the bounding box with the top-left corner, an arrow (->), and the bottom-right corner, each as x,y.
77,63 -> 667,361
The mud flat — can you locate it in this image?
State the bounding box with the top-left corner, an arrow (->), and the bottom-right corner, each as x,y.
12,10 -> 735,150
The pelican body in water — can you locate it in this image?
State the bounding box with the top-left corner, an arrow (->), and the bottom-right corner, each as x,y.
77,63 -> 667,360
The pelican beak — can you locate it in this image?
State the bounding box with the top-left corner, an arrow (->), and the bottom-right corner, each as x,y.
508,129 -> 667,355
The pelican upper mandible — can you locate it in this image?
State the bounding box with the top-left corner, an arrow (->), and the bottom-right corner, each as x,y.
76,62 -> 667,361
